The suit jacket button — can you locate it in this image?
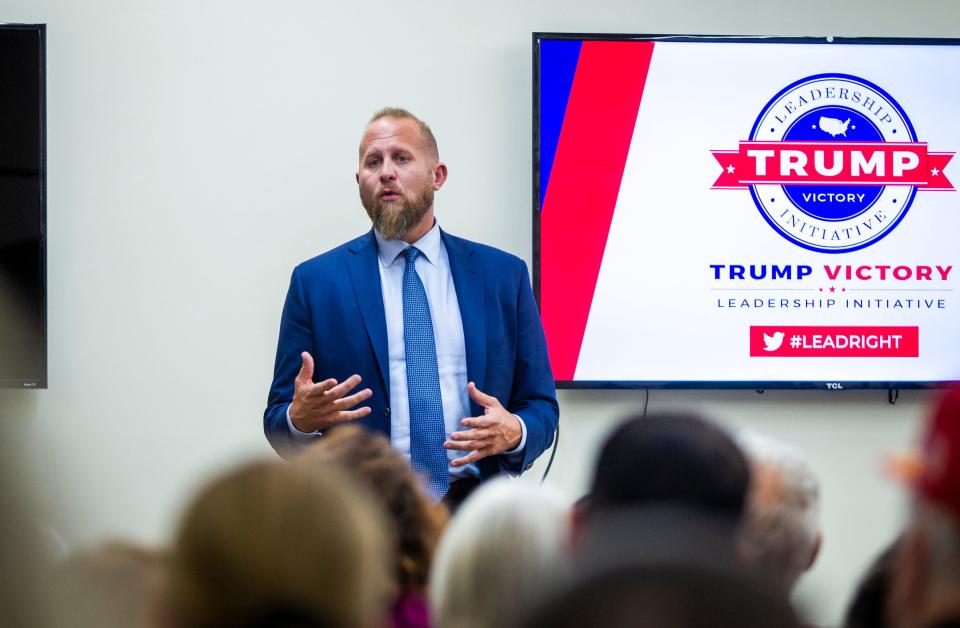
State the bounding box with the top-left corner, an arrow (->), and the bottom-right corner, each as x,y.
385,407 -> 391,416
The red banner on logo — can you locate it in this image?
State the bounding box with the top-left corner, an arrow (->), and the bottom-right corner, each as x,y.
749,325 -> 919,357
713,142 -> 954,190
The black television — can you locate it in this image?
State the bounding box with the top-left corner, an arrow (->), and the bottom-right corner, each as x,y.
534,33 -> 958,390
0,24 -> 46,388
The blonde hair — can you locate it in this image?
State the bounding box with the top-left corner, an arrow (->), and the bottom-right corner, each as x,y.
361,107 -> 439,160
169,459 -> 391,628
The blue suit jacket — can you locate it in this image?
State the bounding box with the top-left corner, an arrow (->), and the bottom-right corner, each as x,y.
264,229 -> 559,479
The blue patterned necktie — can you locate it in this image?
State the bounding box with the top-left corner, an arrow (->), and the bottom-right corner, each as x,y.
402,246 -> 449,500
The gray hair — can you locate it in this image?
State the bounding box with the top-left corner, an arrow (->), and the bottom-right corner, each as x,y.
736,430 -> 821,594
429,478 -> 570,628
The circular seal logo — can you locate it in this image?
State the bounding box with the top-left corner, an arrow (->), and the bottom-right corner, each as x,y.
712,74 -> 954,252
749,74 -> 916,253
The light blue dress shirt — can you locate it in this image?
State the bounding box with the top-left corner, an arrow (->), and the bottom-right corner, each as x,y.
288,222 -> 526,481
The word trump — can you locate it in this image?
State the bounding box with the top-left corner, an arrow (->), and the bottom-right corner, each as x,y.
710,264 -> 812,280
713,142 -> 954,188
749,144 -> 918,180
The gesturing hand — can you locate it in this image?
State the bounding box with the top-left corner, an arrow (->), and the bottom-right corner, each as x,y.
444,382 -> 522,467
288,352 -> 372,433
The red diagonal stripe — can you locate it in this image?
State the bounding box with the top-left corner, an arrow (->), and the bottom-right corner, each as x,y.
541,40 -> 654,381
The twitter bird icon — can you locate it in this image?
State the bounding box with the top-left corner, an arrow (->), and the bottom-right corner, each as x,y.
763,331 -> 785,352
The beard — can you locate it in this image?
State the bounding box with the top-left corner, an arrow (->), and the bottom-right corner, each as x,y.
362,184 -> 434,240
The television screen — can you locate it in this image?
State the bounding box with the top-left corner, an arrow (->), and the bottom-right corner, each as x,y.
0,25 -> 46,388
534,34 -> 958,389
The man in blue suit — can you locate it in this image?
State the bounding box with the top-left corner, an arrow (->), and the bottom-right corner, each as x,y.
264,108 -> 558,504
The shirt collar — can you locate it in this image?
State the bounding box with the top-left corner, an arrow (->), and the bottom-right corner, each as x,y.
375,220 -> 442,267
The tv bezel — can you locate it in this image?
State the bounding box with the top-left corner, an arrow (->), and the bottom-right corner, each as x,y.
0,24 -> 47,389
532,32 -> 960,391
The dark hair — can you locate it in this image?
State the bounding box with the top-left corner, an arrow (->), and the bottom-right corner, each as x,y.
843,537 -> 899,628
243,605 -> 332,628
297,424 -> 448,591
589,412 -> 749,520
522,563 -> 800,628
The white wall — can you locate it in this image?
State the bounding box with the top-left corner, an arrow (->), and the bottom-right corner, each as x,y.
0,0 -> 956,624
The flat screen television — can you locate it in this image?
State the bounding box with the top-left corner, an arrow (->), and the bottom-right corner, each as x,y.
0,24 -> 46,388
534,33 -> 959,389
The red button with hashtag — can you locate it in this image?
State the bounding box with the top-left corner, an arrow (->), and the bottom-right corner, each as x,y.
749,326 -> 919,357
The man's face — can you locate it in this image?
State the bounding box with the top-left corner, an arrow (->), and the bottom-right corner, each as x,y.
356,116 -> 446,240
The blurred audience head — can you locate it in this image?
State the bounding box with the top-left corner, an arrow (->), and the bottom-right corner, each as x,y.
295,424 -> 448,593
166,459 -> 391,628
587,411 -> 750,521
429,478 -> 569,628
736,429 -> 822,596
888,389 -> 960,628
844,537 -> 898,628
50,540 -> 166,628
522,561 -> 801,628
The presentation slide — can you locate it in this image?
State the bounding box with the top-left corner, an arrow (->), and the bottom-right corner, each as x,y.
536,36 -> 958,387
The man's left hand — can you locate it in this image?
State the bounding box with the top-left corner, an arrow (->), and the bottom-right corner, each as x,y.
444,382 -> 522,467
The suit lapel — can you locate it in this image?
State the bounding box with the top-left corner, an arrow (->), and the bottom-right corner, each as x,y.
346,230 -> 390,402
443,231 -> 486,398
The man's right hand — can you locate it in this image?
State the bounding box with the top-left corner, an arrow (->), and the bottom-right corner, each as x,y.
289,351 -> 373,433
